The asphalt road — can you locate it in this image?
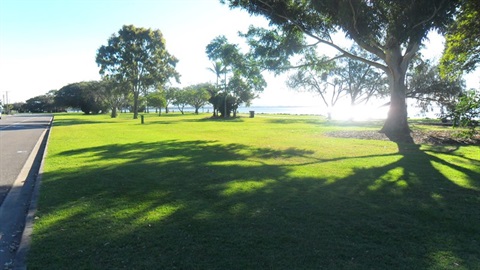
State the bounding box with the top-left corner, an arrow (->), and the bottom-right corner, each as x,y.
0,114 -> 52,205
0,114 -> 52,268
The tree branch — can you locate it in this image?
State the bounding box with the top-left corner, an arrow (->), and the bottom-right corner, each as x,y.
256,0 -> 389,73
411,0 -> 446,30
276,53 -> 345,71
401,41 -> 420,72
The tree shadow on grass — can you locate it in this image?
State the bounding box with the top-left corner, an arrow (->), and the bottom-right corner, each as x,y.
52,118 -> 117,127
145,116 -> 246,125
28,140 -> 480,269
265,117 -> 325,125
187,117 -> 246,123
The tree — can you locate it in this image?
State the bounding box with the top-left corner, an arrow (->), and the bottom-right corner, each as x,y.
206,36 -> 266,117
101,78 -> 131,118
24,92 -> 57,113
55,81 -> 108,114
288,45 -> 388,119
441,89 -> 480,137
338,46 -> 389,106
208,61 -> 225,89
164,86 -> 178,114
440,0 -> 480,79
206,84 -> 222,117
11,102 -> 27,113
147,89 -> 166,115
185,83 -> 213,114
96,25 -> 180,119
406,58 -> 464,114
287,61 -> 345,120
451,89 -> 480,136
224,0 -> 461,142
172,89 -> 188,114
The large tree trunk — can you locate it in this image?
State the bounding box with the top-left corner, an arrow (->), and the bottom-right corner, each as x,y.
380,48 -> 413,143
111,106 -> 118,118
133,91 -> 139,119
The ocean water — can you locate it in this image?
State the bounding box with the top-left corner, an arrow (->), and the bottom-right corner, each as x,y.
172,105 -> 324,116
166,104 -> 434,120
175,105 -> 390,120
237,106 -> 323,115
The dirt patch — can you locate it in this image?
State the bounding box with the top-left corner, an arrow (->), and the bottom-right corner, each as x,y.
327,129 -> 480,146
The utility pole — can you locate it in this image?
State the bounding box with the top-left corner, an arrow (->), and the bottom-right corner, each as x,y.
5,91 -> 9,114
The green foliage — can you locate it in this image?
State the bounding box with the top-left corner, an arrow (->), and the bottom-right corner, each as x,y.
10,102 -> 27,113
146,90 -> 166,116
172,88 -> 188,114
450,90 -> 480,137
240,26 -> 305,73
206,36 -> 242,67
407,58 -> 465,113
206,35 -> 266,116
207,88 -> 222,117
208,61 -> 226,88
160,86 -> 178,114
440,0 -> 480,79
96,25 -> 180,119
24,90 -> 62,113
101,78 -> 131,118
184,83 -> 213,114
55,81 -> 108,114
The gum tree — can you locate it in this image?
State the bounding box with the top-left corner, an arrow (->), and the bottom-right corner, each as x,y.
223,0 -> 461,142
96,25 -> 180,119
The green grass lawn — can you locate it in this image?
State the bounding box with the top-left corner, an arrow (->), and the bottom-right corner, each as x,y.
28,113 -> 480,269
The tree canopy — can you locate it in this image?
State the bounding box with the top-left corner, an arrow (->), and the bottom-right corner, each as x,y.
440,0 -> 480,79
406,58 -> 464,114
96,25 -> 180,119
55,81 -> 108,114
185,83 -> 214,114
206,36 -> 266,117
288,44 -> 388,119
24,90 -> 61,113
223,0 -> 462,142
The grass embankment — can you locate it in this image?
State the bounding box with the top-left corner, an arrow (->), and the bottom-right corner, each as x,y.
29,113 -> 480,269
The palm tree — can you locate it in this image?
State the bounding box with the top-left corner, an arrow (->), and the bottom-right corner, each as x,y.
207,61 -> 225,89
208,61 -> 230,117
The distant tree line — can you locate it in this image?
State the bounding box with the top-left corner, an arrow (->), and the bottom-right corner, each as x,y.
15,80 -> 219,117
16,25 -> 267,118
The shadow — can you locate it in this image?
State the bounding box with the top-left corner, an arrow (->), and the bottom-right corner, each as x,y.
0,125 -> 49,132
189,117 -> 246,123
0,114 -> 52,132
52,118 -> 117,127
27,139 -> 480,269
143,115 -> 246,125
266,117 -> 325,125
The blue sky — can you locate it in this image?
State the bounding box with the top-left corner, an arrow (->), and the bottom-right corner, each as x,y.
0,0 -> 286,104
0,0 -> 478,109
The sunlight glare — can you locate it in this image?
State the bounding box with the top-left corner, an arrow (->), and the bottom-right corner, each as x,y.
331,104 -> 388,121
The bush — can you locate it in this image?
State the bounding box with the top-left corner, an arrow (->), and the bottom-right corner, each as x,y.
449,90 -> 480,137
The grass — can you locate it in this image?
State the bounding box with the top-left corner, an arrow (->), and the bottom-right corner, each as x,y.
28,113 -> 480,269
